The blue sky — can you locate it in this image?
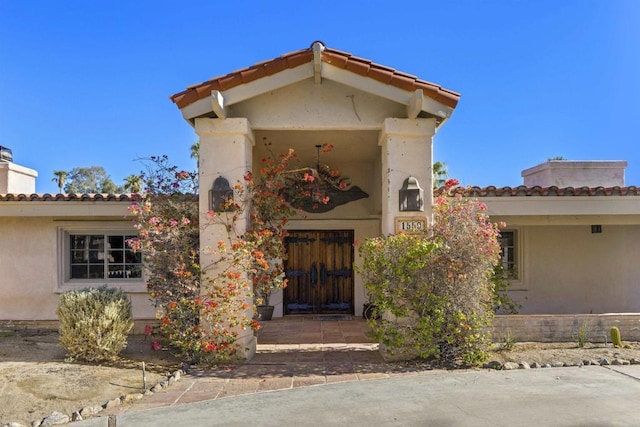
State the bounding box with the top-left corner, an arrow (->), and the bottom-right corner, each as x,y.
1,1 -> 639,193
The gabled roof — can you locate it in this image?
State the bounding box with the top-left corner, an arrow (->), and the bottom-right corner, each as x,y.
169,42 -> 460,123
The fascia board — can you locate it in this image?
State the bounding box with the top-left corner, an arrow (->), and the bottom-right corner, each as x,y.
180,64 -> 315,122
0,201 -> 131,217
320,64 -> 454,120
483,197 -> 640,217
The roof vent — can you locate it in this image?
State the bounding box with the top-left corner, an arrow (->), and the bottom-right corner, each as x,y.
0,146 -> 12,162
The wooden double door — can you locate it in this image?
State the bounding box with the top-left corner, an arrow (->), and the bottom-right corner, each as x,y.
284,230 -> 354,314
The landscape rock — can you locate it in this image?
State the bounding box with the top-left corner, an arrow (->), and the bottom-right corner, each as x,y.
173,370 -> 182,381
121,393 -> 144,403
71,412 -> 82,422
103,398 -> 121,409
483,360 -> 502,370
551,362 -> 564,368
530,362 -> 541,368
518,362 -> 530,369
79,405 -> 102,417
503,362 -> 519,370
630,358 -> 640,365
600,358 -> 611,366
39,411 -> 69,425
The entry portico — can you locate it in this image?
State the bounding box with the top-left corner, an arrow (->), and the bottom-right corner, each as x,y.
170,42 -> 460,330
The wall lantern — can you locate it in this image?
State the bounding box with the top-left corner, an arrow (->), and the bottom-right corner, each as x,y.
399,176 -> 424,212
209,176 -> 233,212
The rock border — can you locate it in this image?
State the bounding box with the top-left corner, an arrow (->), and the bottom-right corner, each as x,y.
483,357 -> 640,370
2,370 -> 184,427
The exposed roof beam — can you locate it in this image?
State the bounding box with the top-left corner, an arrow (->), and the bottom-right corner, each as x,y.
407,89 -> 423,120
313,41 -> 324,84
211,90 -> 226,119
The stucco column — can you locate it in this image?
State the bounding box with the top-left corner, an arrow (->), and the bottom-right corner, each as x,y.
379,118 -> 437,235
195,117 -> 256,360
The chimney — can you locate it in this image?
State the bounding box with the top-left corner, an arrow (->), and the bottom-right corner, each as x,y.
0,147 -> 38,194
522,160 -> 627,188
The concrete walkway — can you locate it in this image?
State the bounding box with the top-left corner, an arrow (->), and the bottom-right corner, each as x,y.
80,317 -> 640,426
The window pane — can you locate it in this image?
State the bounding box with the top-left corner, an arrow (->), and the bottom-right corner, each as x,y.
71,265 -> 88,279
499,231 -> 517,280
127,265 -> 142,278
88,264 -> 104,279
109,235 -> 124,249
69,233 -> 142,282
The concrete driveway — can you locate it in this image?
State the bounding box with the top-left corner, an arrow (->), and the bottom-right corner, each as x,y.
79,365 -> 640,427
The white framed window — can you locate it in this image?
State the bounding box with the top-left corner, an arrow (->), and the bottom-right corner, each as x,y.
499,229 -> 520,281
57,224 -> 145,291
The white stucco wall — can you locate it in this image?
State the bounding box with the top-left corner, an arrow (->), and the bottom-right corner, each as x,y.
0,217 -> 156,322
521,160 -> 627,188
507,224 -> 640,314
0,162 -> 38,194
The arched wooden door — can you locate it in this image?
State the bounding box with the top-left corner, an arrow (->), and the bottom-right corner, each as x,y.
284,230 -> 354,314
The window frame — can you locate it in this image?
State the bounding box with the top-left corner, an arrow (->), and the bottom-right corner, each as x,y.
57,223 -> 145,292
498,227 -> 525,289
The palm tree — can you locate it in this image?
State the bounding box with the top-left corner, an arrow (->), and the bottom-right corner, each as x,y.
433,161 -> 448,188
52,170 -> 67,193
123,174 -> 143,194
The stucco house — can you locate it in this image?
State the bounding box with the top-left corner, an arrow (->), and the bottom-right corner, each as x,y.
1,42 -> 639,345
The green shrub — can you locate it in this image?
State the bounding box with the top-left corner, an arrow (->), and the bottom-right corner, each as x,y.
57,286 -> 134,362
357,181 -> 504,366
576,322 -> 590,348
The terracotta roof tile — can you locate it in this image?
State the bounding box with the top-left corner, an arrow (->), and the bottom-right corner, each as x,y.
0,193 -> 138,202
3,186 -> 639,204
170,43 -> 461,110
460,186 -> 640,197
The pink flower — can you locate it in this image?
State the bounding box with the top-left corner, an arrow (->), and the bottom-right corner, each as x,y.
169,219 -> 178,227
303,173 -> 315,182
151,341 -> 161,351
444,178 -> 460,190
144,325 -> 153,336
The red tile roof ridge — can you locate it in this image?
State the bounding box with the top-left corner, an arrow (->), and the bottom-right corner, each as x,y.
170,44 -> 460,110
0,193 -> 139,202
462,185 -> 640,197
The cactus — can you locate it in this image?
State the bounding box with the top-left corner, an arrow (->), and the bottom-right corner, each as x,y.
610,326 -> 622,348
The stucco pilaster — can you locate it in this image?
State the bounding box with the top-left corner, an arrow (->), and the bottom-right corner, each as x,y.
379,118 -> 436,235
195,117 -> 256,360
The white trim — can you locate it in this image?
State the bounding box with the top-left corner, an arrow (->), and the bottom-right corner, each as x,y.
56,222 -> 145,293
485,197 -> 640,217
321,64 -> 454,120
500,226 -> 525,290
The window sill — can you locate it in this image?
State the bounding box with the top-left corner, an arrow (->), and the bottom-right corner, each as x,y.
56,281 -> 147,294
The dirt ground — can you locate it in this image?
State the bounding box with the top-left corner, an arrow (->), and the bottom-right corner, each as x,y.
0,330 -> 181,426
1,330 -> 638,426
